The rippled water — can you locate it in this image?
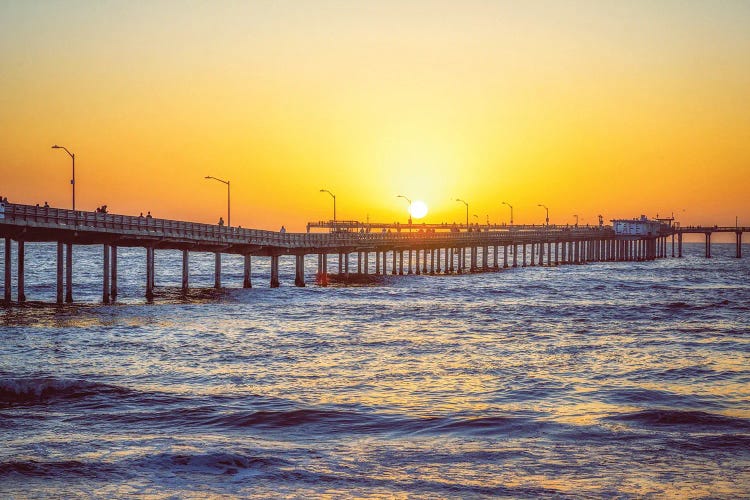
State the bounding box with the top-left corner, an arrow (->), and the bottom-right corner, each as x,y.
1,242 -> 749,498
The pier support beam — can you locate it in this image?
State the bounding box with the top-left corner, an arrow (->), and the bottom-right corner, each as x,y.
522,244 -> 527,267
503,245 -> 509,268
102,244 -> 110,304
538,242 -> 544,266
182,250 -> 190,292
56,241 -> 63,304
513,244 -> 518,267
736,232 -> 742,258
111,246 -> 117,301
678,233 -> 683,258
242,254 -> 252,288
270,255 -> 280,288
146,247 -> 154,301
17,241 -> 25,303
214,252 -> 222,288
554,241 -> 559,265
530,243 -> 535,267
295,255 -> 305,287
705,233 -> 712,258
4,238 -> 10,303
66,242 -> 73,303
375,251 -> 380,275
415,249 -> 420,275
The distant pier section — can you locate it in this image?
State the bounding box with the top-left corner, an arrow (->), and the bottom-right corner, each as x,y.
0,202 -> 745,304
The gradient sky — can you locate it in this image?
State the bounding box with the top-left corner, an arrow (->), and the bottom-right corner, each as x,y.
1,0 -> 748,231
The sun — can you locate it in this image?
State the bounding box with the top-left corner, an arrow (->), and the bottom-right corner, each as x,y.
409,200 -> 429,219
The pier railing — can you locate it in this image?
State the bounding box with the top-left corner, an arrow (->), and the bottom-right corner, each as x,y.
2,202 -> 619,250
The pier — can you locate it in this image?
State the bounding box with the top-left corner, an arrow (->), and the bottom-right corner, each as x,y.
0,203 -> 744,304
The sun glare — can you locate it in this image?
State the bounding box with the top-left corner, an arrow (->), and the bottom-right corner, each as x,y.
409,200 -> 429,219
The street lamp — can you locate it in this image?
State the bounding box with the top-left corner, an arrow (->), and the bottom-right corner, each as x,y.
396,194 -> 413,225
456,198 -> 469,229
51,145 -> 75,211
537,204 -> 549,227
205,176 -> 230,227
573,214 -> 578,227
320,189 -> 336,222
501,201 -> 513,225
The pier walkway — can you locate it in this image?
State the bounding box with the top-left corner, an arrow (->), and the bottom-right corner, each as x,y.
0,202 -> 741,304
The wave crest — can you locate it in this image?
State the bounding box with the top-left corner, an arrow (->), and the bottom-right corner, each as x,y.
0,376 -> 130,404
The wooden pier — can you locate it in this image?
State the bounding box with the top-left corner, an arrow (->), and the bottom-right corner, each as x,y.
0,203 -> 744,304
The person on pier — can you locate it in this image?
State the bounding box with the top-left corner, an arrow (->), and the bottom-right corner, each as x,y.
218,217 -> 224,226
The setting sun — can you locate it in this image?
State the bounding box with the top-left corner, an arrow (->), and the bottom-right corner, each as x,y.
409,200 -> 428,219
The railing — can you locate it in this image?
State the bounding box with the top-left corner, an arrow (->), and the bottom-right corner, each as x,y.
676,225 -> 749,233
1,203 -> 619,250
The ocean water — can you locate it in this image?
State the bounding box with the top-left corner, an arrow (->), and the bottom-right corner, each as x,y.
1,242 -> 748,498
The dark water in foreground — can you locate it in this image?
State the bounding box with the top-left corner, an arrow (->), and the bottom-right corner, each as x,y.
1,242 -> 749,498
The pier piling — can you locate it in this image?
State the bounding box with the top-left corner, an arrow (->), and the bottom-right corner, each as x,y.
17,240 -> 25,303
270,255 -> 280,288
243,255 -> 252,288
4,238 -> 10,303
111,245 -> 117,301
65,242 -> 73,303
56,241 -> 63,304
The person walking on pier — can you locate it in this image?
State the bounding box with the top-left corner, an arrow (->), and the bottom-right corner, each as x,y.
280,225 -> 286,234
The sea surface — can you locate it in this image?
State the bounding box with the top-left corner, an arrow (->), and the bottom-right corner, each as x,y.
1,242 -> 748,498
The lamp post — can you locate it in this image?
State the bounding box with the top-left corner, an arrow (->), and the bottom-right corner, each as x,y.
501,201 -> 513,225
396,194 -> 413,225
51,145 -> 75,211
538,204 -> 549,227
456,198 -> 469,229
573,214 -> 578,227
320,189 -> 336,222
205,176 -> 230,227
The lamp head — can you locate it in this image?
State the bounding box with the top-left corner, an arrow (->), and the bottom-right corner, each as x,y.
51,145 -> 60,149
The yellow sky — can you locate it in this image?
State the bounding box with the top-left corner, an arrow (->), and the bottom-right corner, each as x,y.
1,1 -> 748,230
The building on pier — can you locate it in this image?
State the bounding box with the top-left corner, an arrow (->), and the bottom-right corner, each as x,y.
611,216 -> 668,238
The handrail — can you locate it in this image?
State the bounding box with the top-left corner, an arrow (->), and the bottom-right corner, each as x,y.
2,203 -> 696,251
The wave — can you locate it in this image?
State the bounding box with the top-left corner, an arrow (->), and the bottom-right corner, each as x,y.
0,459 -> 116,479
597,387 -> 723,409
140,451 -> 290,476
0,376 -> 132,404
606,409 -> 750,431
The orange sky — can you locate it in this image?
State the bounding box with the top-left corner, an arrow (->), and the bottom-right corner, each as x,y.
1,1 -> 748,231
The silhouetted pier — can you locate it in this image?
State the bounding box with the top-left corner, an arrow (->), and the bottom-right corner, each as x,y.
0,203 -> 743,304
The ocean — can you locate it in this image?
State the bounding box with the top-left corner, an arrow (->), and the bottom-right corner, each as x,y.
1,242 -> 748,498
